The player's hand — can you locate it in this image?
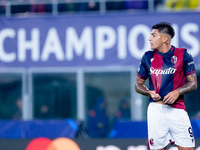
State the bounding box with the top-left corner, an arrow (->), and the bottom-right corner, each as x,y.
163,90 -> 180,104
148,90 -> 161,101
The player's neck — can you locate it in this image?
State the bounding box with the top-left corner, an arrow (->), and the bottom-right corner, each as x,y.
157,44 -> 171,54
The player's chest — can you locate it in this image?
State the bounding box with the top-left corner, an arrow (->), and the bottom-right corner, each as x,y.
147,54 -> 183,75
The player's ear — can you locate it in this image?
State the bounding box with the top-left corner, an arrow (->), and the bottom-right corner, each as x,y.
162,35 -> 168,43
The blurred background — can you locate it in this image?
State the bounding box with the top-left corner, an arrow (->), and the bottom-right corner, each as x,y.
0,0 -> 200,149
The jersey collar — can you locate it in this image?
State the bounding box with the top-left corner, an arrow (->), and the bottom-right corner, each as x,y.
157,45 -> 175,56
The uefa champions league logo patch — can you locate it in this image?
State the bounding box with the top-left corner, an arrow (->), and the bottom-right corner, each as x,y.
171,56 -> 177,64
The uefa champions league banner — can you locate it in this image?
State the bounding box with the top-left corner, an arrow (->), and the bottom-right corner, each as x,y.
0,12 -> 200,68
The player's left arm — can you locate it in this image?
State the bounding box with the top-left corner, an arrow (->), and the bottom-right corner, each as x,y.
178,73 -> 198,95
163,73 -> 197,104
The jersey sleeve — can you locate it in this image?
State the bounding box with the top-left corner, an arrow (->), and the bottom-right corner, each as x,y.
137,53 -> 148,80
183,49 -> 196,76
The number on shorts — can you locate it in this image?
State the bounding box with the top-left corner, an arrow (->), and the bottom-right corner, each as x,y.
188,127 -> 194,137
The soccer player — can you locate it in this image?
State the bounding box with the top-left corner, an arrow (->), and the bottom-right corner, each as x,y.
135,22 -> 198,150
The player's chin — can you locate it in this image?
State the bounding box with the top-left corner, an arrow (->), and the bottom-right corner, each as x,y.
150,45 -> 155,49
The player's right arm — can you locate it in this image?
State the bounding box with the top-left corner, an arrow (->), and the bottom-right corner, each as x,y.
135,76 -> 161,101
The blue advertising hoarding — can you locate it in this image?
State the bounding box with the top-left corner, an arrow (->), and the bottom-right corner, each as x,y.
0,12 -> 200,68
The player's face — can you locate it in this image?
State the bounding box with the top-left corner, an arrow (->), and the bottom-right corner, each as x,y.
149,29 -> 163,50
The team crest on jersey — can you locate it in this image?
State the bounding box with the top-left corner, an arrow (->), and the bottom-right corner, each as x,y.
149,138 -> 154,146
171,56 -> 177,64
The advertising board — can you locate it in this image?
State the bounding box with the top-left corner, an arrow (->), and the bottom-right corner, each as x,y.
0,12 -> 200,68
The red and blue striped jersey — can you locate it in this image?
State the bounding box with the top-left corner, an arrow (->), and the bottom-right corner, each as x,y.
137,45 -> 196,110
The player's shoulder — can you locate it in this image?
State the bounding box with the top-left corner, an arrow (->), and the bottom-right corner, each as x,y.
145,49 -> 154,53
143,50 -> 155,57
172,45 -> 187,52
175,47 -> 192,56
174,46 -> 187,52
174,46 -> 191,57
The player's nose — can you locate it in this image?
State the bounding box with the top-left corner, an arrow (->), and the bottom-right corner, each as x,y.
149,36 -> 152,41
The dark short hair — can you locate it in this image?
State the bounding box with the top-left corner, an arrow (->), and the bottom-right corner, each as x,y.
152,22 -> 175,39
